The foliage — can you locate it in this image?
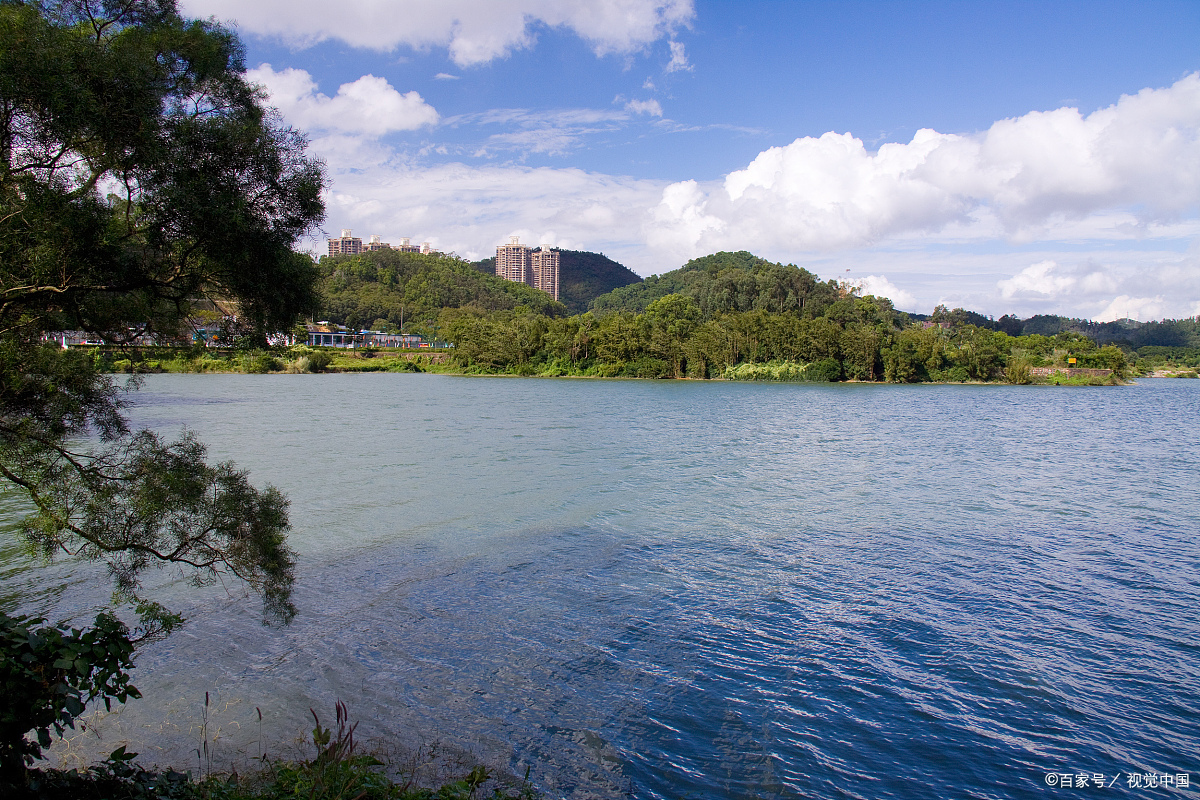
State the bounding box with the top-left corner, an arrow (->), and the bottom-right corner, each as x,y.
722,359 -> 840,382
0,612 -> 139,783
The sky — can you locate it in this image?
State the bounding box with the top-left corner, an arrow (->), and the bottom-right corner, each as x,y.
178,0 -> 1200,321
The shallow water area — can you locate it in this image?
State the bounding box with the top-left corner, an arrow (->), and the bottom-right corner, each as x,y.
5,374 -> 1200,799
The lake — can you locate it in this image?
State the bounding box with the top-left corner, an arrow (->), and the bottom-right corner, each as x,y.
4,374 -> 1199,799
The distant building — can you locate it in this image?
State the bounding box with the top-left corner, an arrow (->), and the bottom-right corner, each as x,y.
329,230 -> 445,258
328,229 -> 363,256
305,323 -> 429,349
495,236 -> 559,300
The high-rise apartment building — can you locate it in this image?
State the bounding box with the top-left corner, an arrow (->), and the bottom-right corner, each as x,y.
328,229 -> 363,256
495,236 -> 559,300
531,246 -> 559,300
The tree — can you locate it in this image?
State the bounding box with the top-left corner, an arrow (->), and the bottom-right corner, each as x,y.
0,0 -> 325,780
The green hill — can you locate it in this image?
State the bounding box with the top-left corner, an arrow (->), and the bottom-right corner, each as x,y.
470,249 -> 642,314
589,251 -> 843,319
316,250 -> 566,332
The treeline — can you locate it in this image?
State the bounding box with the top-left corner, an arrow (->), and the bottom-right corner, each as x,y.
944,310 -> 1200,350
436,253 -> 1128,383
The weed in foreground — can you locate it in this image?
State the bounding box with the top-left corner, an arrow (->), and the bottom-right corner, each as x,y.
9,702 -> 539,800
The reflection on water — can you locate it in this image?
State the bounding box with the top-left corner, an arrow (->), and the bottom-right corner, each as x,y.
5,375 -> 1200,799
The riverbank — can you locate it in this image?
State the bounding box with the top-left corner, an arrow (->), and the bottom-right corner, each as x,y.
91,346 -> 1132,385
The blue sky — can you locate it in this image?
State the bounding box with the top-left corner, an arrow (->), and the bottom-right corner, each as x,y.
181,0 -> 1200,320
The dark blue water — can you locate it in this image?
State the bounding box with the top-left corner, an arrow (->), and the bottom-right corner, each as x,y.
4,375 -> 1198,798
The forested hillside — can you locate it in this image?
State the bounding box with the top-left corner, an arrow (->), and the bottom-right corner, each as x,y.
589,251 -> 841,316
1010,314 -> 1200,347
470,249 -> 642,314
317,249 -> 566,332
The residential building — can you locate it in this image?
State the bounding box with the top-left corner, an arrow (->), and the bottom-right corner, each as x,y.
495,236 -> 559,300
365,234 -> 390,251
496,236 -> 532,284
531,246 -> 559,299
328,229 -> 363,256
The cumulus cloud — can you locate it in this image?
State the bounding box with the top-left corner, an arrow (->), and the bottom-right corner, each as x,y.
1094,295 -> 1167,322
247,65 -> 439,135
997,260 -> 1077,298
646,73 -> 1200,261
859,275 -> 917,310
183,0 -> 694,65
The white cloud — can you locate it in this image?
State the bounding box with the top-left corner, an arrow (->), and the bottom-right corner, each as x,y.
1094,295 -> 1167,322
646,73 -> 1200,262
625,98 -> 663,116
859,275 -> 917,310
247,65 -> 439,136
183,0 -> 694,66
997,260 -> 1076,298
665,40 -> 691,73
434,73 -> 460,80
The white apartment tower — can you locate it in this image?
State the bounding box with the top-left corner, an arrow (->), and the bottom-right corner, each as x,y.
328,229 -> 363,256
531,245 -> 559,300
495,236 -> 559,300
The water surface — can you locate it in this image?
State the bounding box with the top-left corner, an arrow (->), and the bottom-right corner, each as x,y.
5,374 -> 1198,799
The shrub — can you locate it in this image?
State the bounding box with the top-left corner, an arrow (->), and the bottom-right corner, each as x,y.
307,352 -> 332,372
0,613 -> 139,786
1005,357 -> 1033,385
243,354 -> 282,374
622,357 -> 670,379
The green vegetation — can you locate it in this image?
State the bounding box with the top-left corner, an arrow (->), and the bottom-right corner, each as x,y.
1,612 -> 140,784
88,346 -> 441,375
